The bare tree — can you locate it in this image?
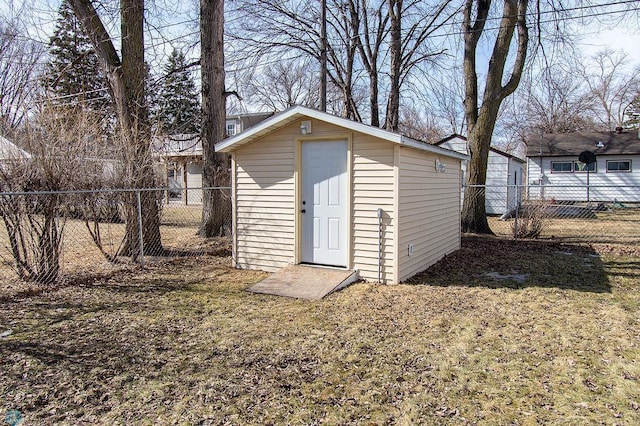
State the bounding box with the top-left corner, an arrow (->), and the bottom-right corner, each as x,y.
245,59 -> 320,111
69,0 -> 163,256
348,0 -> 388,126
496,63 -> 595,155
385,0 -> 456,131
0,17 -> 45,135
423,66 -> 466,135
398,103 -> 446,142
228,0 -> 455,128
580,49 -> 640,131
461,0 -> 528,234
198,0 -> 228,237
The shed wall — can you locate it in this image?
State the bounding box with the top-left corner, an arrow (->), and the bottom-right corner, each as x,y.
234,129 -> 296,271
232,119 -> 398,280
351,136 -> 396,283
397,147 -> 461,282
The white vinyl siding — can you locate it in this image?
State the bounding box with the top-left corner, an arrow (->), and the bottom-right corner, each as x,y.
351,137 -> 396,283
527,155 -> 640,202
234,132 -> 296,271
186,163 -> 203,204
397,147 -> 461,282
485,152 -> 509,214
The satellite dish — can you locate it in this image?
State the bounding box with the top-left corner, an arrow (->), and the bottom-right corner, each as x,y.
578,151 -> 597,164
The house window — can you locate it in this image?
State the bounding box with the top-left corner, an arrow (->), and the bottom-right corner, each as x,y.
574,161 -> 596,172
606,160 -> 631,172
551,161 -> 573,173
226,121 -> 237,136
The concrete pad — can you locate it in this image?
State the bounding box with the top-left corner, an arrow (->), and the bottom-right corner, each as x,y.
248,264 -> 358,300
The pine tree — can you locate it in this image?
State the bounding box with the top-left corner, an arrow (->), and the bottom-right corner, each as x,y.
624,97 -> 640,129
156,49 -> 201,135
44,0 -> 112,122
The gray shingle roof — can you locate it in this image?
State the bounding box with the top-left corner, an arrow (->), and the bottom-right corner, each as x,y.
526,131 -> 640,157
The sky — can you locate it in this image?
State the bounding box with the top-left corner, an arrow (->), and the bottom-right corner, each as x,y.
2,0 -> 639,120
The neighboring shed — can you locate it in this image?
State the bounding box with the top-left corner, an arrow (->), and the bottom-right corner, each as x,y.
215,106 -> 468,284
526,129 -> 640,202
435,134 -> 524,215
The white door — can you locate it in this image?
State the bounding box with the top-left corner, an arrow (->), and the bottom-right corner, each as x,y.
301,140 -> 348,267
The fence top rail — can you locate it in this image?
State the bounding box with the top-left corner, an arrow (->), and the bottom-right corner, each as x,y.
0,187 -> 231,197
464,184 -> 640,189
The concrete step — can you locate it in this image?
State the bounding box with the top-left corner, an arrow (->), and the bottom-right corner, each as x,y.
248,264 -> 359,300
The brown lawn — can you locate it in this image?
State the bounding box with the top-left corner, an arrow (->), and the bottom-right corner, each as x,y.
1,234 -> 639,424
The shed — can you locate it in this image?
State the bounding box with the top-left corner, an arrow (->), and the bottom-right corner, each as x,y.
215,106 -> 468,284
435,134 -> 524,215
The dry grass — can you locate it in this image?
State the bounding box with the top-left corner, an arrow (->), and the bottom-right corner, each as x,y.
1,236 -> 639,425
491,208 -> 640,249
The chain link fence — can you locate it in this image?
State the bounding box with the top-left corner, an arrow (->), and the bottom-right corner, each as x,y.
1,183 -> 637,286
467,184 -> 640,249
0,187 -> 231,286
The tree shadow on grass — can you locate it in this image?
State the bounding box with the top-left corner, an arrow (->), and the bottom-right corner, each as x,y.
408,235 -> 612,293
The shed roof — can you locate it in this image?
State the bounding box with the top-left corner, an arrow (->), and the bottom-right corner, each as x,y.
215,105 -> 469,161
525,130 -> 640,157
433,133 -> 524,163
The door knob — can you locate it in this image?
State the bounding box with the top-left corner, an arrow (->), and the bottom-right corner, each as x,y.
301,209 -> 306,213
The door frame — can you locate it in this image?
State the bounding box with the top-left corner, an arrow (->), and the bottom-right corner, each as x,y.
294,133 -> 353,269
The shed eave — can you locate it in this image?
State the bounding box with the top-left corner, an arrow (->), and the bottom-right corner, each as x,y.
215,105 -> 468,161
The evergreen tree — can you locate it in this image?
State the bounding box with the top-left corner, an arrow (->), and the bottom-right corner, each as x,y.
44,0 -> 110,111
156,49 -> 201,135
624,96 -> 640,129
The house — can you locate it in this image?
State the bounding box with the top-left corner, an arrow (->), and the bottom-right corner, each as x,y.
215,105 -> 468,284
154,112 -> 274,204
434,134 -> 524,215
225,111 -> 274,137
526,129 -> 640,203
153,134 -> 203,204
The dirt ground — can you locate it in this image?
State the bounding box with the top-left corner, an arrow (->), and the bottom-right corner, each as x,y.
1,236 -> 639,424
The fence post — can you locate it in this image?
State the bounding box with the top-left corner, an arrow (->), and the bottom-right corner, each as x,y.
136,190 -> 145,267
513,184 -> 520,241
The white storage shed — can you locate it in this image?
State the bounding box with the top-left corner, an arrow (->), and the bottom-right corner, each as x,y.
215,106 -> 468,284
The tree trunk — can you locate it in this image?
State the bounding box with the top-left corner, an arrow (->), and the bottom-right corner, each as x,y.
385,0 -> 401,131
370,72 -> 380,127
119,0 -> 163,256
461,0 -> 529,234
198,0 -> 228,237
70,0 -> 163,257
461,111 -> 496,234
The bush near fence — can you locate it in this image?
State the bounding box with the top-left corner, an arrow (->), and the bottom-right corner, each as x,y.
0,187 -> 231,285
469,184 -> 640,247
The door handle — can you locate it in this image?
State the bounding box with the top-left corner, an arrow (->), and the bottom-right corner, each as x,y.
301,209 -> 306,213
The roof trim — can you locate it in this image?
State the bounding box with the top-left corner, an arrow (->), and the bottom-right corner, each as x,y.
434,133 -> 525,163
215,105 -> 469,161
